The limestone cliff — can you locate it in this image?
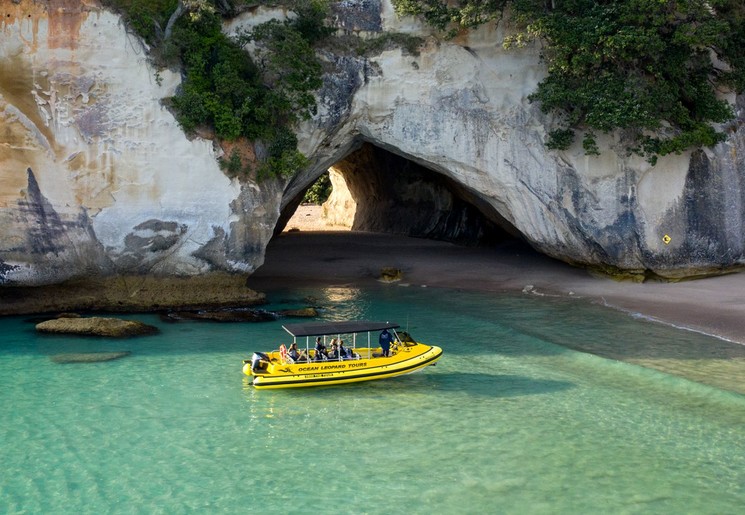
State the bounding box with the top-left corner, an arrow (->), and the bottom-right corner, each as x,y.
0,0 -> 744,312
277,1 -> 745,278
0,1 -> 269,311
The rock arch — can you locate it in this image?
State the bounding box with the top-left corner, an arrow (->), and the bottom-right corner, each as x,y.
278,142 -> 520,247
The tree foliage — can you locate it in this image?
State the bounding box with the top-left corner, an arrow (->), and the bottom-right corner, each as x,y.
168,11 -> 265,140
303,172 -> 332,204
395,0 -> 745,162
236,5 -> 330,126
101,0 -> 179,46
394,0 -> 507,33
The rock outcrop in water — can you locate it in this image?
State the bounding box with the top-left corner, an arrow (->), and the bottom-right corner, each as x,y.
0,0 -> 744,313
36,317 -> 158,337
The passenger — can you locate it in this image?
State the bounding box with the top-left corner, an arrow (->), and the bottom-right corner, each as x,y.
338,340 -> 349,358
288,343 -> 302,362
379,329 -> 393,357
328,342 -> 339,360
314,337 -> 328,361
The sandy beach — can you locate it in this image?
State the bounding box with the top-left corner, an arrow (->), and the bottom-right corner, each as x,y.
250,206 -> 745,346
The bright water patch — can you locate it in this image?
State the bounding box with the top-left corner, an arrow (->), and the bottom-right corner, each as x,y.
1,287 -> 744,513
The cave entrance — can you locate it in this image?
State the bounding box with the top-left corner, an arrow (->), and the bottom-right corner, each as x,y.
277,142 -> 521,247
281,171 -> 351,232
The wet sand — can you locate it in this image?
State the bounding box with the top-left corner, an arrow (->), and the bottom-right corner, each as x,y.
248,229 -> 745,346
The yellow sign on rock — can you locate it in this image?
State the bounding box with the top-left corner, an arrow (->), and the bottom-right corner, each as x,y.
662,234 -> 672,245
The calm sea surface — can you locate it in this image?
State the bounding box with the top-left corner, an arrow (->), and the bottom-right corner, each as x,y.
1,285 -> 744,514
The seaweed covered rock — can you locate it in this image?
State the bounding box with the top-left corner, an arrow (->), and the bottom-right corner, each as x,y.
36,317 -> 158,337
162,309 -> 277,323
379,267 -> 402,283
277,307 -> 318,317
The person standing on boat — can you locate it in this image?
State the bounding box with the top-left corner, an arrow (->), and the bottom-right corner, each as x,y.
379,329 -> 393,357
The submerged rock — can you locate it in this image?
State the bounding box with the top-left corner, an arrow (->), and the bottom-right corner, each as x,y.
162,309 -> 277,323
51,351 -> 132,364
277,307 -> 318,317
162,306 -> 318,322
36,317 -> 158,337
379,267 -> 402,283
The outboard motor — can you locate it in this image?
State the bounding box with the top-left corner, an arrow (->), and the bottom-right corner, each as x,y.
251,352 -> 269,373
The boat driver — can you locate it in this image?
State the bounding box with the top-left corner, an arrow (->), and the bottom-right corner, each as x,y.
379,329 -> 393,357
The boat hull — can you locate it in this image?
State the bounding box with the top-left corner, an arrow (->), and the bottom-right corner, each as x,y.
244,344 -> 442,389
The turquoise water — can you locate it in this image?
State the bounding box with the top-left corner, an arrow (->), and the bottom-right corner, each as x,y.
1,286 -> 744,514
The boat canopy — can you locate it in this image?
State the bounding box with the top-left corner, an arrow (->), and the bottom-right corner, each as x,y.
282,320 -> 400,338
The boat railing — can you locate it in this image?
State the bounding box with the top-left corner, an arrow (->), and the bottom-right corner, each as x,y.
280,344 -> 412,365
279,349 -> 368,365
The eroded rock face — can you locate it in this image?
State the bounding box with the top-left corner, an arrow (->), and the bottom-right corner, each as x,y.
0,1 -> 274,290
1,0 -> 744,310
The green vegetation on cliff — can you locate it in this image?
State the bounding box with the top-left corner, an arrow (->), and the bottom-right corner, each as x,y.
103,0 -> 330,178
303,171 -> 331,204
103,1 -> 743,165
394,0 -> 745,163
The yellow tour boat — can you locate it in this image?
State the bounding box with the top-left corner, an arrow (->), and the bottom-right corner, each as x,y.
243,320 -> 443,389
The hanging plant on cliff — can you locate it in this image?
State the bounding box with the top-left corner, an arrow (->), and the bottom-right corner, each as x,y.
165,6 -> 290,160
104,0 -> 331,179
394,0 -> 745,164
101,0 -> 229,47
232,0 -> 334,177
235,3 -> 329,128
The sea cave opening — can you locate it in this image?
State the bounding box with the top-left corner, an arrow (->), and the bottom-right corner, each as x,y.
275,142 -> 522,247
